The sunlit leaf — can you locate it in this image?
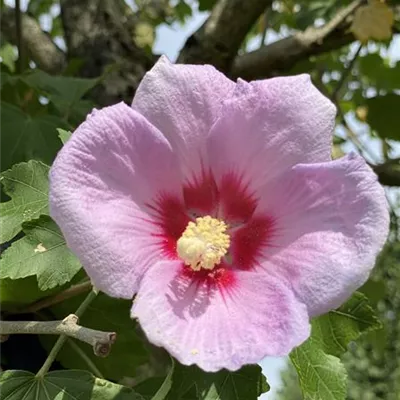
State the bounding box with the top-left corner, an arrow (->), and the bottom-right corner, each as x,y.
311,292 -> 381,357
0,161 -> 49,243
291,341 -> 347,400
0,43 -> 16,73
351,0 -> 394,42
57,128 -> 72,144
135,22 -> 155,48
0,215 -> 81,290
291,292 -> 381,400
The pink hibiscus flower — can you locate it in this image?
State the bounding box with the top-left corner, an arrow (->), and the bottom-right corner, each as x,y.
50,57 -> 389,372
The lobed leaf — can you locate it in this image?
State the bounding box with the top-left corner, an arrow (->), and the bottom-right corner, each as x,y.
165,363 -> 269,400
0,369 -> 144,400
0,160 -> 50,243
1,102 -> 66,172
0,215 -> 81,290
290,292 -> 382,400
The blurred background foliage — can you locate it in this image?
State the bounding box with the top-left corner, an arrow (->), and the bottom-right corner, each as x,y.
0,0 -> 400,399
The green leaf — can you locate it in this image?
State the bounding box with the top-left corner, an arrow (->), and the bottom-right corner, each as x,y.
198,0 -> 217,11
27,0 -> 54,17
1,102 -> 66,172
175,1 -> 193,22
41,293 -> 149,381
21,70 -> 98,121
0,43 -> 16,73
151,359 -> 175,400
57,128 -> 72,144
50,16 -> 63,37
0,72 -> 11,89
366,94 -> 400,141
290,292 -> 381,399
359,53 -> 400,90
166,363 -> 269,400
0,369 -> 144,400
0,215 -> 81,290
135,22 -> 155,49
195,365 -> 269,400
311,292 -> 381,357
22,70 -> 98,103
358,278 -> 386,308
0,276 -> 57,307
0,75 -> 42,114
0,160 -> 49,243
290,342 -> 347,400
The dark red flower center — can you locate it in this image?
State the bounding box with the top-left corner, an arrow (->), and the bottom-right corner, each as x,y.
147,170 -> 275,290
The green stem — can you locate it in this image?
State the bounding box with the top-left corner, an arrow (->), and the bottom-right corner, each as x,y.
330,42 -> 362,101
35,334 -> 68,378
35,289 -> 98,378
74,289 -> 98,318
67,338 -> 104,378
11,280 -> 92,315
259,8 -> 270,48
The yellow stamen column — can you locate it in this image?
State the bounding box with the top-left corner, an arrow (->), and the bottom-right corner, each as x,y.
177,216 -> 230,271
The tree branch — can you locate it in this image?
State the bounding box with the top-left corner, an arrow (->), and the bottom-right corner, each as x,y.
231,0 -> 364,80
373,160 -> 400,187
10,280 -> 92,315
60,0 -> 154,106
330,42 -> 363,101
0,314 -> 116,357
67,338 -> 105,378
178,0 -> 273,71
1,5 -> 66,74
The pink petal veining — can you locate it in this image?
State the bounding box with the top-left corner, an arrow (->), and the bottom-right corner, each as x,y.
132,260 -> 310,372
49,102 -> 183,298
50,57 -> 390,371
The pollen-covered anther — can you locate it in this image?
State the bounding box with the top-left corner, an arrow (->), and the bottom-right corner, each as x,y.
177,216 -> 230,271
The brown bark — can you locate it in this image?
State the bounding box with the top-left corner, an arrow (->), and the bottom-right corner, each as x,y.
1,5 -> 66,74
178,0 -> 273,72
60,0 -> 155,106
231,0 -> 362,80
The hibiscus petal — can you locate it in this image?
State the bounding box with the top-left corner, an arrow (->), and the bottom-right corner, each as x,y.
132,260 -> 310,372
255,154 -> 389,316
49,102 -> 183,298
207,75 -> 336,192
132,56 -> 235,178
